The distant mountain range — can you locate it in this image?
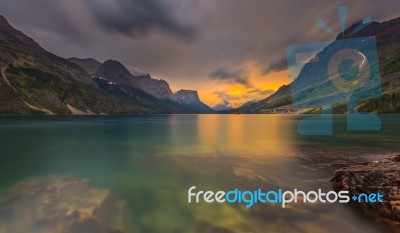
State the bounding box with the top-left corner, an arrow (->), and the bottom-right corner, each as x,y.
238,16 -> 400,114
0,16 -> 213,115
213,101 -> 234,112
2,13 -> 399,115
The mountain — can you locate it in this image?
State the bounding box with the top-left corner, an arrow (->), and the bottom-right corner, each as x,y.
0,16 -> 146,114
96,61 -> 189,102
213,101 -> 234,112
95,60 -> 177,101
240,85 -> 291,113
68,58 -> 102,76
237,100 -> 259,110
0,15 -> 212,115
241,16 -> 400,114
93,60 -> 213,113
0,17 -> 100,88
93,60 -> 193,113
95,60 -> 135,86
175,90 -> 214,113
133,74 -> 178,100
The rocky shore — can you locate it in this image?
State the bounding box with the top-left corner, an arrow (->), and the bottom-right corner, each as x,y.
331,154 -> 400,224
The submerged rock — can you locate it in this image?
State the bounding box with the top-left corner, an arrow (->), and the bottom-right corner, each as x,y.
331,154 -> 400,224
195,220 -> 235,233
0,176 -> 129,233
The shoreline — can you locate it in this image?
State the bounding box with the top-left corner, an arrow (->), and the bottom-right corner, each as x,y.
331,154 -> 400,225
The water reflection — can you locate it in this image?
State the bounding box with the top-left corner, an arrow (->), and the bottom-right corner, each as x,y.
0,115 -> 398,233
196,114 -> 297,157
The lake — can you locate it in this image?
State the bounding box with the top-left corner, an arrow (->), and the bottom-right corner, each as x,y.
0,115 -> 399,233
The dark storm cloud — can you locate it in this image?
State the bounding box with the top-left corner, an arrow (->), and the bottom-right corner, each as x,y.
86,0 -> 197,40
0,0 -> 94,43
1,0 -> 400,95
210,68 -> 250,86
262,57 -> 288,75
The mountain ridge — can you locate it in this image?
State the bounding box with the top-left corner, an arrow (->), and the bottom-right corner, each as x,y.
238,16 -> 400,114
68,58 -> 102,76
0,15 -> 213,115
175,90 -> 214,113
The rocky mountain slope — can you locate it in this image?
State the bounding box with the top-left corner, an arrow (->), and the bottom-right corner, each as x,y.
133,74 -> 178,100
68,57 -> 102,76
0,16 -> 145,114
175,90 -> 214,113
93,60 -> 194,113
0,15 -> 212,114
239,17 -> 400,114
93,60 -> 213,113
239,85 -> 291,113
95,60 -> 135,86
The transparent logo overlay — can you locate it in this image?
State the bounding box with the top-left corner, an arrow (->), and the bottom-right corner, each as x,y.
287,6 -> 382,135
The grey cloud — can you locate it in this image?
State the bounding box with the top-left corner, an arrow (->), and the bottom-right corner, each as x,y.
0,0 -> 399,89
213,100 -> 231,108
214,91 -> 242,101
86,0 -> 197,40
210,68 -> 243,80
235,78 -> 249,86
210,68 -> 250,86
247,88 -> 274,96
261,57 -> 288,75
0,0 -> 95,43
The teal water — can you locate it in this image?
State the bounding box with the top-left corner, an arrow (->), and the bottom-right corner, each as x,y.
0,115 -> 399,233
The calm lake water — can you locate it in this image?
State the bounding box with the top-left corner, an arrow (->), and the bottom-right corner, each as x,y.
0,115 -> 399,233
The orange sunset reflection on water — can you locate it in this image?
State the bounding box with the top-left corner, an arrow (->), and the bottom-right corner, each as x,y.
196,114 -> 297,157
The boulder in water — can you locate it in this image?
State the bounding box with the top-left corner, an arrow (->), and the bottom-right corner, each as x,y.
0,176 -> 129,233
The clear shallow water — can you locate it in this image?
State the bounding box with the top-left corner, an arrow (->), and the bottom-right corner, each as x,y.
0,114 -> 399,233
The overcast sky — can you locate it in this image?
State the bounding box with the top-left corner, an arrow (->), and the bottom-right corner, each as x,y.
1,0 -> 399,107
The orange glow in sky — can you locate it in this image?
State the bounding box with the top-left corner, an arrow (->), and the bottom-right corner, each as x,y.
194,62 -> 291,108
